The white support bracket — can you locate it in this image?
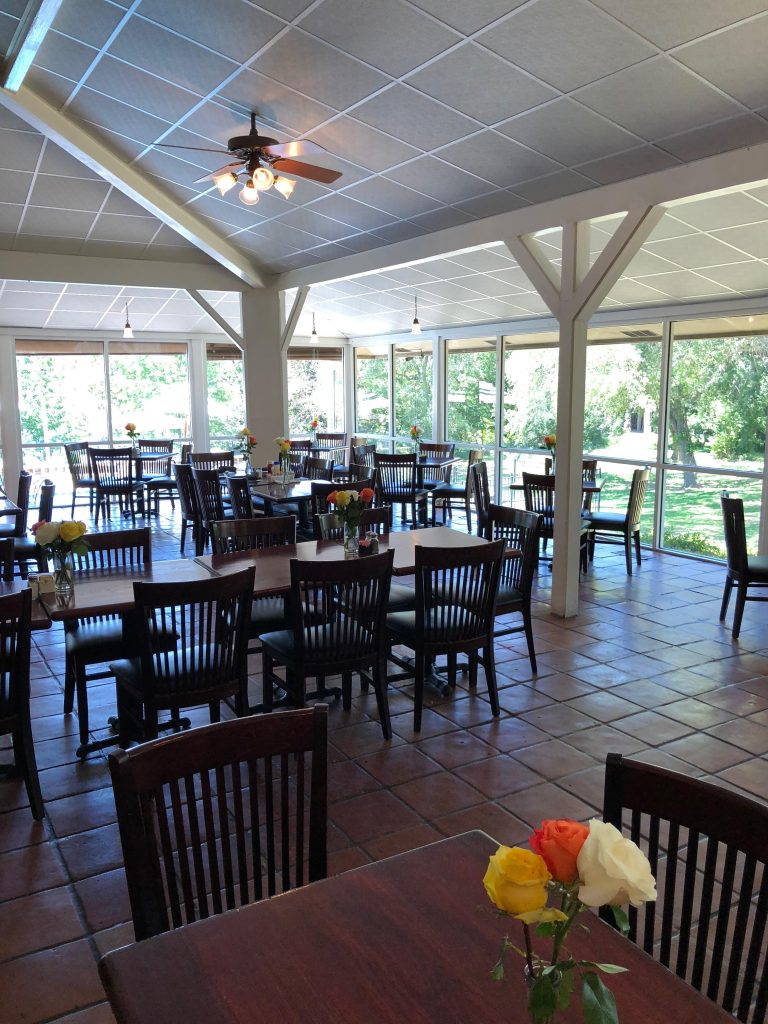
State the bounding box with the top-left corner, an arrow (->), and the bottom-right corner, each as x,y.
187,290 -> 244,349
503,235 -> 560,317
281,285 -> 309,352
2,0 -> 64,91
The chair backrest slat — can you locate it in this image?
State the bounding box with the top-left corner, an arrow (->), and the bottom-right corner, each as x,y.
303,457 -> 334,481
0,588 -> 31,724
192,468 -> 226,527
485,504 -> 541,598
627,468 -> 650,528
374,453 -> 417,500
225,475 -> 255,520
189,451 -> 235,471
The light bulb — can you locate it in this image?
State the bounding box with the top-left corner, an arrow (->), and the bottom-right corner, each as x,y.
410,317 -> 421,336
273,176 -> 296,199
213,170 -> 238,196
123,303 -> 133,339
239,181 -> 260,206
252,166 -> 275,191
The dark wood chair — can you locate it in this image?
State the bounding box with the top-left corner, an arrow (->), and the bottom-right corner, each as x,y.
189,451 -> 235,471
587,468 -> 649,575
89,447 -> 144,524
0,538 -> 13,582
386,540 -> 505,731
173,463 -> 202,556
303,457 -> 334,481
63,527 -> 153,759
719,495 -> 768,639
343,463 -> 374,482
0,470 -> 32,541
469,460 -> 491,537
581,457 -> 599,512
226,475 -> 256,520
310,481 -> 340,518
261,551 -> 395,738
602,753 -> 768,1024
418,441 -> 455,489
484,504 -> 541,673
359,506 -> 415,613
352,443 -> 376,473
109,706 -> 328,940
191,467 -> 233,555
374,453 -> 428,529
139,441 -> 176,515
522,472 -> 590,572
109,568 -> 255,743
64,442 -> 97,517
316,432 -> 347,447
431,447 -> 482,530
0,589 -> 43,819
313,511 -> 344,542
13,479 -> 54,578
180,442 -> 192,464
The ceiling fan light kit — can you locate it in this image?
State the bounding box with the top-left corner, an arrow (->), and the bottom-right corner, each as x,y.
239,180 -> 260,206
213,170 -> 238,196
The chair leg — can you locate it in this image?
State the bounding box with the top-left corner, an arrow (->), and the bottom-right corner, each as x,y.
70,491 -> 76,518
413,654 -> 425,732
13,722 -> 44,820
341,670 -> 352,711
523,608 -> 537,675
484,642 -> 500,718
624,531 -> 633,576
75,664 -> 90,752
180,521 -> 187,556
372,655 -> 391,740
465,497 -> 471,535
732,580 -> 749,639
634,529 -> 642,567
719,576 -> 734,621
263,650 -> 275,712
63,655 -> 76,714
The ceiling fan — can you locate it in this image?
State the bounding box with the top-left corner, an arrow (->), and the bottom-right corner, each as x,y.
156,112 -> 342,206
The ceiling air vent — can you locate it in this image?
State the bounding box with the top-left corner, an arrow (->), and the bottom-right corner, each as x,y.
621,329 -> 657,338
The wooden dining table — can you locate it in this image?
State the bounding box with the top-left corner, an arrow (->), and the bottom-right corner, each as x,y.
0,581 -> 52,630
99,829 -> 733,1024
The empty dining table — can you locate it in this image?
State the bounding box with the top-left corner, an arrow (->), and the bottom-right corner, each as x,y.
99,830 -> 734,1024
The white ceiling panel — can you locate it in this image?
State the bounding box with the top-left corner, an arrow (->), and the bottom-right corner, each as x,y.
500,98 -> 640,164
590,0 -> 768,49
657,114 -> 768,164
352,85 -> 478,151
28,174 -> 110,212
137,0 -> 283,64
675,15 -> 768,109
440,131 -> 560,188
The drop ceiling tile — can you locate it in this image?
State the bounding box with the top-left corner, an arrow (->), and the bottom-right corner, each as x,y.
575,58 -> 742,141
89,213 -> 162,243
37,143 -> 101,180
85,56 -> 200,123
633,269 -> 735,298
255,0 -> 315,18
647,233 -> 750,269
0,108 -> 34,133
513,169 -> 593,204
363,221 -> 424,244
309,194 -> 396,231
98,190 -> 148,217
478,0 -> 654,93
448,247 -> 512,273
710,223 -> 768,259
455,190 -> 529,218
304,240 -> 357,263
408,42 -> 556,125
423,0 -> 530,32
410,207 -> 474,232
488,266 -> 536,289
504,292 -> 550,313
656,114 -> 768,163
690,261 -> 768,292
2,288 -> 59,309
302,0 -> 459,77
186,194 -> 257,230
383,156 -> 493,204
645,214 -> 697,242
19,208 -> 96,238
467,297 -> 533,319
605,279 -> 669,304
50,0 -> 126,49
23,66 -> 76,108
590,0 -> 768,49
277,207 -> 355,242
71,88 -> 174,146
28,174 -> 110,212
460,274 -> 527,298
380,267 -> 441,287
0,168 -> 32,205
218,70 -> 335,137
107,19 -> 237,96
255,29 -> 388,110
138,0 -> 282,63
500,98 -> 640,163
343,177 -> 438,218
419,280 -> 489,303
0,310 -> 48,328
0,204 -> 22,233
310,116 -> 420,173
54,293 -> 111,314
244,218 -> 325,250
352,85 -> 478,151
78,239 -> 147,258
577,145 -> 679,185
672,192 -> 768,232
14,234 -> 85,255
439,131 -> 560,187
32,32 -> 97,88
620,248 -> 680,277
676,15 -> 768,108
67,283 -> 122,296
0,130 -> 44,173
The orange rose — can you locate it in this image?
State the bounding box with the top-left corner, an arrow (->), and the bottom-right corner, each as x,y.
530,819 -> 589,883
359,487 -> 374,503
327,491 -> 338,505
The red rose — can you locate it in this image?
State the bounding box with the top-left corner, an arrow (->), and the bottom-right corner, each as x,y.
530,819 -> 589,883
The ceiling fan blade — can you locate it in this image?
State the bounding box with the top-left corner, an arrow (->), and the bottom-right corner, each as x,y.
156,143 -> 232,154
192,162 -> 244,185
271,158 -> 341,184
264,140 -> 326,159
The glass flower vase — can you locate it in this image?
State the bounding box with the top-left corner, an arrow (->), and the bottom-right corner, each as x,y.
52,550 -> 74,595
343,522 -> 359,559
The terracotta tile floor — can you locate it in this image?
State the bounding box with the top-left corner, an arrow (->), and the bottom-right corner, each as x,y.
1,506 -> 767,1023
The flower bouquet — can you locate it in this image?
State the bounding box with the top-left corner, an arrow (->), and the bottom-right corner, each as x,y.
326,487 -> 375,558
310,416 -> 320,442
236,427 -> 258,474
543,432 -> 556,471
409,424 -> 422,452
484,818 -> 656,1024
33,520 -> 89,595
125,422 -> 139,448
274,437 -> 292,481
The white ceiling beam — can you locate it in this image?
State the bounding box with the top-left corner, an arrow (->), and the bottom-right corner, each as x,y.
0,249 -> 246,291
0,85 -> 267,287
276,140 -> 768,290
502,236 -> 559,318
187,290 -> 243,348
2,0 -> 64,91
281,285 -> 309,352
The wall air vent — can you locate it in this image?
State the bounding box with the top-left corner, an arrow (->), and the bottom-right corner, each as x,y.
621,329 -> 658,338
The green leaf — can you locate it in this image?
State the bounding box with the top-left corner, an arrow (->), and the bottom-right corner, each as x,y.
535,922 -> 557,938
490,962 -> 504,982
581,971 -> 619,1024
579,962 -> 629,975
556,966 -> 575,1011
611,906 -> 630,936
528,976 -> 558,1024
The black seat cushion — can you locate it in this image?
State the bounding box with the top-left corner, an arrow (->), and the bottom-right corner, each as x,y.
65,619 -> 125,661
587,511 -> 628,530
746,555 -> 768,580
250,596 -> 290,637
388,582 -> 416,612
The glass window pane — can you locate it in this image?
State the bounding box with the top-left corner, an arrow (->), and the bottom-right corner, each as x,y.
16,344 -> 108,444
446,339 -> 496,444
355,346 -> 390,435
109,347 -> 189,441
668,317 -> 768,473
394,341 -> 432,438
287,346 -> 344,435
503,341 -> 558,447
663,470 -> 755,557
207,343 -> 244,440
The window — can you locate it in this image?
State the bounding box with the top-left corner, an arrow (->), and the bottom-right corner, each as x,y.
446,338 -> 496,445
109,342 -> 189,440
206,342 -> 245,439
394,341 -> 432,439
503,338 -> 558,448
16,340 -> 107,445
355,345 -> 390,436
287,345 -> 344,435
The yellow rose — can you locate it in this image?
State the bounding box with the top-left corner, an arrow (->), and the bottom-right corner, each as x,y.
483,846 -> 550,916
334,490 -> 351,508
59,521 -> 87,542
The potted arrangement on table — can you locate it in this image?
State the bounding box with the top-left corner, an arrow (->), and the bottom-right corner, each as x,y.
483,817 -> 656,1024
32,520 -> 89,596
309,416 -> 320,444
543,432 -> 556,473
236,427 -> 258,476
125,422 -> 139,450
409,424 -> 422,453
274,437 -> 292,482
326,487 -> 375,558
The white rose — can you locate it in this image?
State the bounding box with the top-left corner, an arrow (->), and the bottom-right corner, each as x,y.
577,819 -> 656,908
34,521 -> 61,546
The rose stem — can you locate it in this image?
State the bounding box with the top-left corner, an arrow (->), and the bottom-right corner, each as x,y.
523,924 -> 535,977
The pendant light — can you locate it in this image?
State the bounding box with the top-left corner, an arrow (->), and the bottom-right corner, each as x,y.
239,180 -> 260,205
411,295 -> 421,335
311,313 -> 318,340
122,302 -> 133,339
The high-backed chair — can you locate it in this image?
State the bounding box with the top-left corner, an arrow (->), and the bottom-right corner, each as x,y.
63,528 -> 153,759
386,540 -> 505,731
469,460 -> 491,537
418,441 -> 455,489
719,495 -> 768,639
89,447 -> 144,524
226,475 -> 256,520
139,441 -> 176,515
315,432 -> 346,447
581,457 -> 599,512
109,568 -> 254,743
0,471 -> 32,541
310,480 -> 340,518
0,589 -> 43,819
180,442 -> 192,464
587,468 -> 649,575
191,467 -> 232,555
109,706 -> 328,940
602,753 -> 768,1024
189,451 -> 235,471
64,442 -> 97,517
431,448 -> 482,530
374,453 -> 428,528
303,457 -> 334,481
173,463 -> 202,556
261,552 -> 395,738
484,504 -> 541,673
0,538 -> 13,582
523,472 -> 589,572
13,479 -> 55,578
352,443 -> 376,472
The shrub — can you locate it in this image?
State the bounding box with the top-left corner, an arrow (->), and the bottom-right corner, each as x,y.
663,530 -> 724,558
